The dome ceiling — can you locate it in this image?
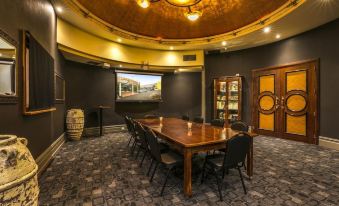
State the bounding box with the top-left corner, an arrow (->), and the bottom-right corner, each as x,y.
76,0 -> 288,39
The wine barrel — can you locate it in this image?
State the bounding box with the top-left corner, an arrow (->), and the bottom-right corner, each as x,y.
0,135 -> 39,206
66,109 -> 84,141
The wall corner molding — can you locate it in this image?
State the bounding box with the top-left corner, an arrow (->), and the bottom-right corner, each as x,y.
36,133 -> 66,176
319,136 -> 339,150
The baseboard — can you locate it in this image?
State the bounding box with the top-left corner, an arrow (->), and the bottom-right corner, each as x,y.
319,136 -> 339,150
35,133 -> 66,176
82,124 -> 127,137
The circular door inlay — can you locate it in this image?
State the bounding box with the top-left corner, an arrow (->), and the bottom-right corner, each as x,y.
259,95 -> 275,111
286,94 -> 307,112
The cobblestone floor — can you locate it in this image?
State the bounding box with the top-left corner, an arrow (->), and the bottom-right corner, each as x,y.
39,133 -> 339,206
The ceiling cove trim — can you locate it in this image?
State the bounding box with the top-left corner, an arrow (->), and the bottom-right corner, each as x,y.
63,0 -> 305,46
58,44 -> 203,71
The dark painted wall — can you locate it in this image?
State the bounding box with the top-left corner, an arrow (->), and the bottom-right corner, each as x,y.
0,0 -> 65,157
205,19 -> 339,139
64,60 -> 202,127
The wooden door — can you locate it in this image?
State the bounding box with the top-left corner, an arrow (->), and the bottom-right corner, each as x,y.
252,69 -> 281,137
252,60 -> 318,144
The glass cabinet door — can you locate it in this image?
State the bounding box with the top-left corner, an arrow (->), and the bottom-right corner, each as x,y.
216,81 -> 227,119
227,80 -> 239,122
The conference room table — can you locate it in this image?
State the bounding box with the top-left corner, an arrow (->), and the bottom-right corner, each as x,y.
137,117 -> 258,197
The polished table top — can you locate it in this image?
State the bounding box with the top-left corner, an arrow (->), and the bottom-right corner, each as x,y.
137,118 -> 257,148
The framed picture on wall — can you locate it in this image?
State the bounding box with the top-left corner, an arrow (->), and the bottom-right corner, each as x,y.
23,31 -> 56,115
55,73 -> 65,103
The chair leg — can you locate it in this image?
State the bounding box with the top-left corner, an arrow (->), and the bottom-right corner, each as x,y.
139,151 -> 147,167
147,159 -> 154,176
150,162 -> 159,183
130,140 -> 136,154
160,167 -> 173,196
200,159 -> 207,184
212,169 -> 223,201
135,146 -> 141,159
237,166 -> 247,194
127,135 -> 133,147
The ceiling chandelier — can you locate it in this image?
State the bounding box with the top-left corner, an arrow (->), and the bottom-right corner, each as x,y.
136,0 -> 203,21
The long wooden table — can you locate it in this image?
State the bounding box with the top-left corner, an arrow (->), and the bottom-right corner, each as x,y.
137,118 -> 257,197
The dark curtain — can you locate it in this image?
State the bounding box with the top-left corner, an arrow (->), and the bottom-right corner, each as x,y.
27,32 -> 54,110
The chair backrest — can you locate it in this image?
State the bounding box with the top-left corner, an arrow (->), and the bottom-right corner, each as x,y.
230,121 -> 249,132
193,117 -> 204,124
135,122 -> 149,149
124,116 -> 133,133
128,118 -> 138,138
182,115 -> 190,121
223,133 -> 251,168
211,119 -> 225,128
144,128 -> 162,162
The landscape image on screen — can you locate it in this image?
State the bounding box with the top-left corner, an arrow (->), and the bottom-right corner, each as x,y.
116,73 -> 162,101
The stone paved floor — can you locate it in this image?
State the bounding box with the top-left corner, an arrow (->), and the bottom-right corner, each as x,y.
39,133 -> 339,206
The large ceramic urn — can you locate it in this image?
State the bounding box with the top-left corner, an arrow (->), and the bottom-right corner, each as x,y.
0,135 -> 39,206
66,109 -> 85,141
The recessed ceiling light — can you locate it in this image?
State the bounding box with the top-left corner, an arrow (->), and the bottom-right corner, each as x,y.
0,53 -> 2,57
119,64 -> 122,68
170,46 -> 174,50
117,38 -> 122,42
276,34 -> 281,39
263,27 -> 271,33
56,6 -> 63,13
221,41 -> 227,46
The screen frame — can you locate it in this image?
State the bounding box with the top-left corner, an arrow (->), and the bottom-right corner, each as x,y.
115,70 -> 163,103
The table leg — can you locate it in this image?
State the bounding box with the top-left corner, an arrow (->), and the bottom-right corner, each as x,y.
246,137 -> 253,178
99,108 -> 103,136
184,148 -> 192,197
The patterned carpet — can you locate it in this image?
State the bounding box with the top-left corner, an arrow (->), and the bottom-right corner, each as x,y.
39,133 -> 339,206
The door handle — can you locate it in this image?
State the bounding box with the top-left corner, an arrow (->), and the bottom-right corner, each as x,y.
275,96 -> 280,109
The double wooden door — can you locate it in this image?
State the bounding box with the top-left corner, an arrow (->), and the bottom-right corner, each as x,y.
252,60 -> 318,144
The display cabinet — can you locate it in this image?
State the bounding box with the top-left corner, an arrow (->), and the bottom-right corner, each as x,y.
213,76 -> 243,126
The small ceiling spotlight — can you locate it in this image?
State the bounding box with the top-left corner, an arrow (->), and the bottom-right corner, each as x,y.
117,38 -> 122,42
137,0 -> 150,9
263,27 -> 271,33
119,64 -> 123,68
221,41 -> 227,46
56,6 -> 63,13
276,34 -> 281,39
170,46 -> 174,50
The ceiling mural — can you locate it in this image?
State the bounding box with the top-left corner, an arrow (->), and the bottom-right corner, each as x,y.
75,0 -> 289,39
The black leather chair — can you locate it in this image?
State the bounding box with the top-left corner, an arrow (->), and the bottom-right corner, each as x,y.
134,122 -> 169,167
182,115 -> 190,121
230,121 -> 249,132
124,116 -> 134,146
145,128 -> 183,196
193,117 -> 204,124
127,119 -> 141,154
211,119 -> 225,128
201,133 -> 251,201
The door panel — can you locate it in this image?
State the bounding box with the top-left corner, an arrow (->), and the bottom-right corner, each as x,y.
253,70 -> 280,136
252,60 -> 318,144
281,63 -> 317,143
